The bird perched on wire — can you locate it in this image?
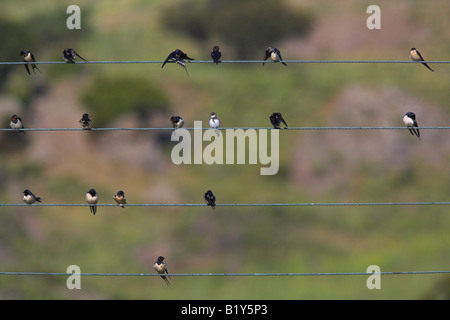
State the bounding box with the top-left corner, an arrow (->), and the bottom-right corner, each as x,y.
409,48 -> 434,72
85,189 -> 99,215
209,112 -> 221,136
270,112 -> 288,129
10,114 -> 25,134
211,45 -> 222,65
263,47 -> 287,67
20,50 -> 41,75
204,190 -> 216,209
63,48 -> 87,63
79,113 -> 92,130
113,190 -> 127,208
161,49 -> 194,76
403,112 -> 421,140
153,256 -> 170,286
23,189 -> 41,205
170,116 -> 185,130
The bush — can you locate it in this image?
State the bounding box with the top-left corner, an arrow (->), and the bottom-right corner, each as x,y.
161,0 -> 314,59
80,76 -> 168,127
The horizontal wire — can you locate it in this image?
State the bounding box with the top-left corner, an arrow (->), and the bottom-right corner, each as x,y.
2,202 -> 450,207
1,127 -> 450,132
1,60 -> 450,65
0,270 -> 449,277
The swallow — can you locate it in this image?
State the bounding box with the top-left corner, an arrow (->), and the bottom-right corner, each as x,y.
20,50 -> 41,75
211,45 -> 222,65
409,48 -> 434,72
153,256 -> 170,286
209,112 -> 221,136
403,112 -> 420,140
63,48 -> 87,63
270,112 -> 288,129
85,189 -> 99,215
263,47 -> 287,67
23,189 -> 41,205
113,190 -> 127,208
79,113 -> 92,130
204,190 -> 216,209
10,114 -> 25,134
161,49 -> 194,77
170,116 -> 185,129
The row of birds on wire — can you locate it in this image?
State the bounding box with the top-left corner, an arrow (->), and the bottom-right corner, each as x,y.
8,112 -> 289,131
19,46 -> 436,77
22,188 -> 216,213
14,45 -> 430,286
9,110 -> 421,139
19,46 -> 283,77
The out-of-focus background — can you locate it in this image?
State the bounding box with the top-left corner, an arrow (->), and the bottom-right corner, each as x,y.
0,0 -> 449,299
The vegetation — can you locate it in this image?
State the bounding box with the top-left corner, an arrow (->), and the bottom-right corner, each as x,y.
81,76 -> 168,127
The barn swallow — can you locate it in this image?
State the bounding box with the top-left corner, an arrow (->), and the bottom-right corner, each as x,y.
23,189 -> 41,205
263,47 -> 287,67
85,189 -> 99,215
20,50 -> 41,75
270,112 -> 288,129
161,49 -> 194,77
409,48 -> 434,72
403,112 -> 420,140
10,114 -> 25,133
211,45 -> 222,65
63,48 -> 87,63
113,190 -> 127,208
79,113 -> 92,130
170,116 -> 185,129
153,256 -> 170,286
209,112 -> 220,136
204,190 -> 216,209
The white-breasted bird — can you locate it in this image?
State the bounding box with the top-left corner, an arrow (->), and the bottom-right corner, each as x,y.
263,47 -> 287,67
85,189 -> 99,215
403,112 -> 420,140
23,189 -> 41,205
209,112 -> 221,136
10,114 -> 25,133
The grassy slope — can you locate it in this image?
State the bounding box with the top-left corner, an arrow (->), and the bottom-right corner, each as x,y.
0,0 -> 449,299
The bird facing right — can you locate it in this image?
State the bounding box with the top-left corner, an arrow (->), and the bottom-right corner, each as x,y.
409,48 -> 434,72
23,189 -> 41,205
63,48 -> 87,63
269,112 -> 288,129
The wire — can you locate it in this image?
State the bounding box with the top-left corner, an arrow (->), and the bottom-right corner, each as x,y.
1,60 -> 450,65
2,127 -> 450,132
2,202 -> 450,207
0,270 -> 449,277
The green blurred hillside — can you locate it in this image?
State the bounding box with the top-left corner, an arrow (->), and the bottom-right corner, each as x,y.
0,0 -> 449,299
